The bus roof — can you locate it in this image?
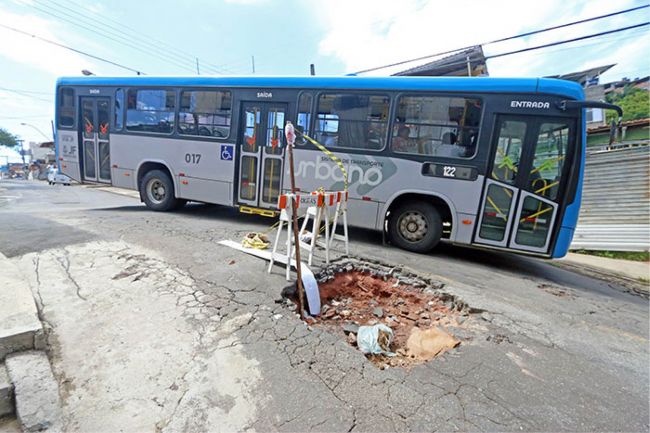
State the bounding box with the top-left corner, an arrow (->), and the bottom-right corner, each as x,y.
56,75 -> 584,100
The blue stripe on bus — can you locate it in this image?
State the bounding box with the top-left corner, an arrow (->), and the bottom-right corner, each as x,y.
56,76 -> 584,99
552,109 -> 587,258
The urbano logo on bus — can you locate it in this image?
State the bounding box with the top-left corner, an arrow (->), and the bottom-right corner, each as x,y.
510,100 -> 550,109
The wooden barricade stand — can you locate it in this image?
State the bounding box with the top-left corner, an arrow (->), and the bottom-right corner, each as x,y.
268,191 -> 349,279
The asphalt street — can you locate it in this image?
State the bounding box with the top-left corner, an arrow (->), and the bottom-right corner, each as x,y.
1,179 -> 648,432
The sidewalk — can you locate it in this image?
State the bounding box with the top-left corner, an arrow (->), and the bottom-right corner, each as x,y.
558,252 -> 649,292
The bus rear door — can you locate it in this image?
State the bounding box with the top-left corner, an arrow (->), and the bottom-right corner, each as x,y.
474,115 -> 575,255
79,97 -> 112,184
236,102 -> 287,210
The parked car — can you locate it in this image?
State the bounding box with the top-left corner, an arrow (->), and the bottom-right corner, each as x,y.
47,167 -> 72,186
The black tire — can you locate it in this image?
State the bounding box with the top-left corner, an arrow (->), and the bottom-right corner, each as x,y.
388,201 -> 442,253
140,169 -> 181,211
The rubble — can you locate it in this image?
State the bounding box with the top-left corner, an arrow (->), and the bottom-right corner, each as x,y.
306,259 -> 476,368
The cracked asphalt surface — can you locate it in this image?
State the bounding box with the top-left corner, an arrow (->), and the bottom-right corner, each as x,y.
1,180 -> 648,432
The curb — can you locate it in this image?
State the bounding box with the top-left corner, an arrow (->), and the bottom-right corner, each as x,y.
552,260 -> 649,298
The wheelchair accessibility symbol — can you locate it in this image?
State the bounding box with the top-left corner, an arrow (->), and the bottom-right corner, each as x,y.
220,145 -> 234,161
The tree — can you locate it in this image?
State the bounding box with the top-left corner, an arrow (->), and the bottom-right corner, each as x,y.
605,86 -> 650,123
0,127 -> 18,148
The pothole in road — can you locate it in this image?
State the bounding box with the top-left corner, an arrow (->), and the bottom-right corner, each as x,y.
305,259 -> 479,369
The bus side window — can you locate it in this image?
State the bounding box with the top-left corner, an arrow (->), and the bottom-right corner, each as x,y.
58,87 -> 75,128
296,93 -> 312,145
315,93 -> 389,150
392,96 -> 482,158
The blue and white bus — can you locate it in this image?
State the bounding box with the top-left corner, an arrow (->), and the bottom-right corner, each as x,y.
55,75 -> 620,257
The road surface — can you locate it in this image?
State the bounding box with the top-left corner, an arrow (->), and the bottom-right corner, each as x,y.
1,179 -> 648,432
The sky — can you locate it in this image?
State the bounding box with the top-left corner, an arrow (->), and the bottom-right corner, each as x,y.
0,0 -> 648,162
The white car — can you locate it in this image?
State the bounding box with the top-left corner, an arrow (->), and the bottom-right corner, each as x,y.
47,168 -> 72,186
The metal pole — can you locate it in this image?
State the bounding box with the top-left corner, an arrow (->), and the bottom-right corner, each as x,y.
196,58 -> 200,75
310,64 -> 315,76
284,122 -> 306,319
466,55 -> 472,76
251,56 -> 256,74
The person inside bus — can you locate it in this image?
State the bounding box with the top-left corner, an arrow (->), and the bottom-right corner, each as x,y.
392,125 -> 428,154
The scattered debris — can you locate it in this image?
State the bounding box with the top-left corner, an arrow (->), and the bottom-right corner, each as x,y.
405,327 -> 460,360
302,259 -> 479,368
487,334 -> 512,344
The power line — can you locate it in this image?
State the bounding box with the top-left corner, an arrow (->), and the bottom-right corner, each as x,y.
486,22 -> 650,59
363,22 -> 649,77
0,23 -> 145,74
45,0 -> 237,74
0,86 -> 54,103
353,4 -> 650,74
25,0 -> 196,74
0,87 -> 52,95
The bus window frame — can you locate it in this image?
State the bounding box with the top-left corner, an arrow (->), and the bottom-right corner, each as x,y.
313,90 -> 392,153
125,87 -> 178,136
389,92 -> 485,162
58,86 -> 76,129
295,91 -> 314,146
177,87 -> 234,141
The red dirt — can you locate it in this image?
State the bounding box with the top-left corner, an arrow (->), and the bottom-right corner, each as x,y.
313,270 -> 467,367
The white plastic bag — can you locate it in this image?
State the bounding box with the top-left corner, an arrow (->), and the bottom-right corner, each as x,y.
356,324 -> 395,356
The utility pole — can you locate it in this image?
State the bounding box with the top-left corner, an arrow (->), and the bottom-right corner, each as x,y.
310,64 -> 315,76
196,58 -> 200,75
251,55 -> 256,74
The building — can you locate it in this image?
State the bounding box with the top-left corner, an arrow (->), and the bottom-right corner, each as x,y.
392,46 -> 488,77
28,141 -> 55,164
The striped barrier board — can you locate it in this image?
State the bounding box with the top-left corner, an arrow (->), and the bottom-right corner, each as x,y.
277,191 -> 349,210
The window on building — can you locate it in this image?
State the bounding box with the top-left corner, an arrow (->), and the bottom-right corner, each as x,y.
315,93 -> 389,150
58,87 -> 75,128
585,108 -> 603,124
296,93 -> 312,145
126,89 -> 175,133
178,90 -> 232,138
115,88 -> 124,131
392,96 -> 482,158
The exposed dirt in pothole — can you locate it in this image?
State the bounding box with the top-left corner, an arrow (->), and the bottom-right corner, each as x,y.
295,259 -> 478,368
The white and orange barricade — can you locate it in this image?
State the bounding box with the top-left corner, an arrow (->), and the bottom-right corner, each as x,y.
269,190 -> 349,278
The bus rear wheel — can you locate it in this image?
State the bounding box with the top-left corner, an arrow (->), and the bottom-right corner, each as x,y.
140,169 -> 182,211
388,201 -> 442,253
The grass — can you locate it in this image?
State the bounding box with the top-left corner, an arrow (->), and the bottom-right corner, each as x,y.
573,250 -> 650,262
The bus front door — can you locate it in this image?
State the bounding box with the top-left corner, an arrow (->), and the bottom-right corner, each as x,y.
80,97 -> 111,184
237,102 -> 287,209
474,115 -> 573,254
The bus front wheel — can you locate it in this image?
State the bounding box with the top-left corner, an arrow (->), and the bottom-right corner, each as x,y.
140,169 -> 182,211
388,201 -> 442,253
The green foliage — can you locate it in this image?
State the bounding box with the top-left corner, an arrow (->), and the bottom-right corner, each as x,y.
574,249 -> 650,262
605,86 -> 650,123
0,127 -> 18,147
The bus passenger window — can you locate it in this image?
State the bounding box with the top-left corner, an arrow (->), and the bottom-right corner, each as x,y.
178,90 -> 232,138
58,87 -> 75,128
315,93 -> 389,150
295,93 -> 312,145
392,96 -> 481,158
126,89 -> 176,134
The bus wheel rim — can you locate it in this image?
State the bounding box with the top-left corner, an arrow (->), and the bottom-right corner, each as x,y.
399,211 -> 427,242
146,178 -> 166,204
